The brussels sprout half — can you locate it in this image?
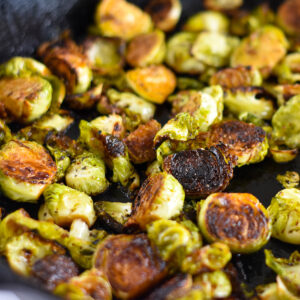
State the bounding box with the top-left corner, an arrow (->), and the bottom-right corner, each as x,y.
277,0 -> 300,36
204,0 -> 243,11
276,171 -> 299,189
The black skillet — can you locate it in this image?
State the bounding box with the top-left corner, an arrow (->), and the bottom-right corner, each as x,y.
0,0 -> 299,299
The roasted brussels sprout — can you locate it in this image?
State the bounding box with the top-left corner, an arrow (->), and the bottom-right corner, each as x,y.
277,171 -> 299,189
145,0 -> 182,32
272,95 -> 300,148
93,234 -> 167,299
163,146 -> 233,198
93,72 -> 129,91
124,120 -> 161,164
126,172 -> 184,230
65,152 -> 109,196
0,120 -> 12,146
277,0 -> 300,36
207,120 -> 269,167
5,232 -> 65,276
210,66 -> 262,89
83,36 -> 125,75
0,140 -> 56,202
267,188 -> 300,245
224,87 -> 275,120
181,242 -> 231,275
191,32 -> 239,68
269,145 -> 299,164
55,268 -> 112,300
38,35 -> 92,94
145,160 -> 162,177
204,0 -> 243,11
198,193 -> 271,253
183,11 -> 229,33
176,77 -> 203,91
42,183 -> 96,228
126,65 -> 176,104
231,26 -> 288,77
94,0 -> 153,41
165,32 -> 206,74
256,283 -> 279,300
126,30 -> 166,67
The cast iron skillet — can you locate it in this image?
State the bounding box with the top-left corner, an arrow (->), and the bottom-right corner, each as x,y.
0,0 -> 299,299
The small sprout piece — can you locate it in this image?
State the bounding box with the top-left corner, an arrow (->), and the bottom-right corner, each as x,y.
231,26 -> 288,77
268,188 -> 300,245
210,66 -> 262,89
224,87 -> 275,120
191,32 -> 239,68
272,95 -> 300,148
274,53 -> 300,84
176,77 -> 203,90
165,32 -> 206,74
83,36 -> 125,75
0,120 -> 11,146
55,268 -> 112,300
270,145 -> 298,164
5,232 -> 65,276
126,172 -> 184,230
124,120 -> 161,164
65,152 -> 109,196
145,0 -> 182,32
265,84 -> 300,107
32,254 -> 79,291
38,35 -> 92,94
126,65 -> 176,104
126,30 -> 166,67
0,140 -> 56,202
43,183 -> 96,227
163,147 -> 233,198
93,234 -> 167,299
277,0 -> 300,36
204,0 -> 243,11
276,171 -> 299,189
198,193 -> 271,253
183,11 -> 229,33
181,243 -> 232,275
95,0 -> 153,41
207,120 -> 269,167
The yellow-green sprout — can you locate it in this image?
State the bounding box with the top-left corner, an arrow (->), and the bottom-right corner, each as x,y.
5,232 -> 65,276
176,77 -> 203,91
65,152 -> 109,196
267,188 -> 300,245
204,0 -> 243,10
95,0 -> 153,41
83,36 -> 125,76
191,32 -> 239,68
55,268 -> 112,300
265,250 -> 300,298
126,30 -> 166,67
165,32 -> 206,74
42,183 -> 96,228
231,25 -> 288,78
276,171 -> 299,189
145,160 -> 162,177
272,95 -> 300,148
270,145 -> 298,164
224,87 -> 275,120
0,120 -> 12,146
126,65 -> 176,104
93,71 -> 129,91
0,140 -> 57,203
183,11 -> 229,33
147,219 -> 202,269
126,172 -> 184,230
277,0 -> 300,36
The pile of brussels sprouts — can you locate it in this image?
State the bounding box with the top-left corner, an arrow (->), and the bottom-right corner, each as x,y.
0,0 -> 299,299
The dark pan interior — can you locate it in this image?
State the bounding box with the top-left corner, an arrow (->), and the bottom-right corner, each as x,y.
0,0 -> 298,299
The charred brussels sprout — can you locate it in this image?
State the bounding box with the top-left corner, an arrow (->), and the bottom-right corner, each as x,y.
272,95 -> 300,148
231,26 -> 288,77
163,147 -> 233,198
126,65 -> 176,104
204,0 -> 243,11
191,32 -> 239,68
267,188 -> 300,245
145,0 -> 182,32
94,0 -> 153,41
276,171 -> 299,189
0,140 -> 56,202
93,234 -> 167,299
198,193 -> 271,253
207,120 -> 269,167
126,30 -> 166,67
165,32 -> 206,74
55,268 -> 112,300
277,0 -> 300,36
183,11 -> 229,33
224,87 -> 275,120
83,36 -> 125,76
65,152 -> 109,196
126,172 -> 184,230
